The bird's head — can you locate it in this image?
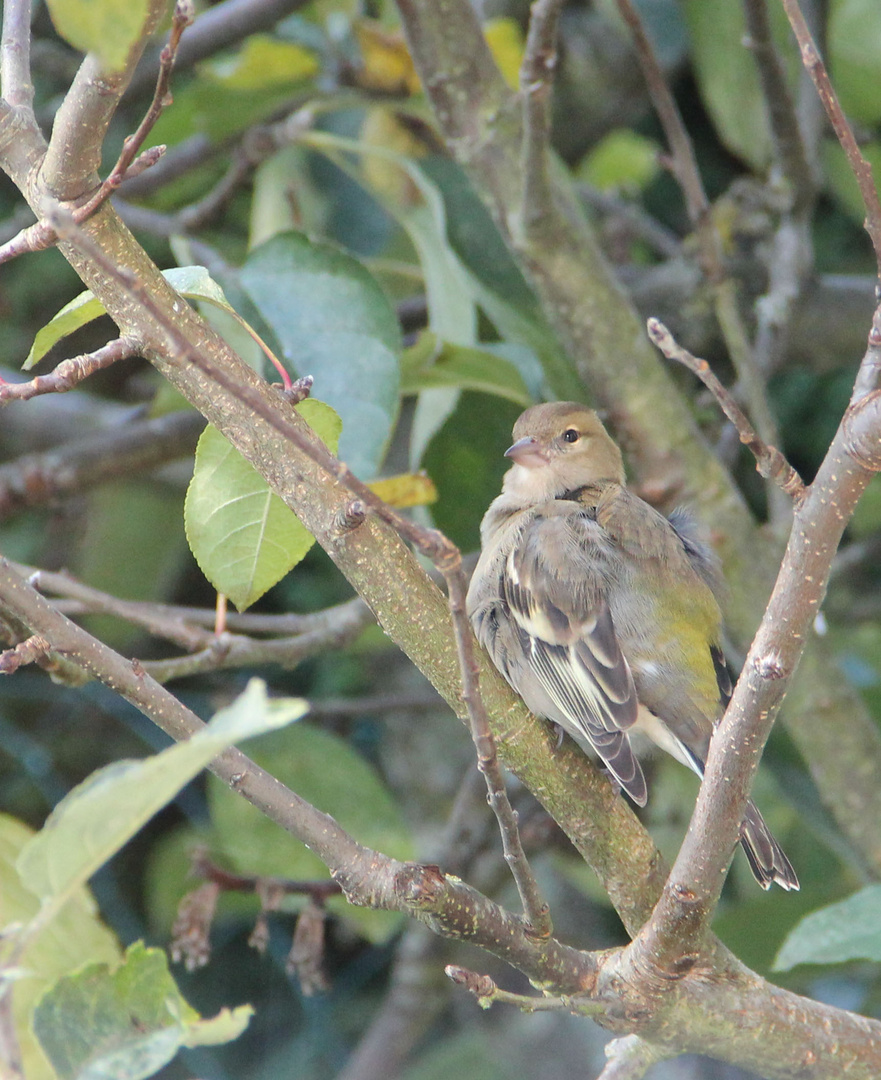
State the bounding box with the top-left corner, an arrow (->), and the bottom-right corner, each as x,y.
501,402 -> 625,502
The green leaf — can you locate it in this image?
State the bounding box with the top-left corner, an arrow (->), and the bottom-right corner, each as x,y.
25,266 -> 233,370
577,128 -> 662,193
829,0 -> 881,126
16,681 -> 305,931
400,332 -> 532,407
0,814 -> 122,1080
184,398 -> 342,610
300,131 -> 481,466
208,723 -> 414,942
681,0 -> 798,168
240,232 -> 401,478
33,942 -> 251,1080
774,885 -> 881,970
204,34 -> 318,90
45,0 -> 151,72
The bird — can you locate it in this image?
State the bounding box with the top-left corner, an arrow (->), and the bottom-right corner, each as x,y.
466,401 -> 798,891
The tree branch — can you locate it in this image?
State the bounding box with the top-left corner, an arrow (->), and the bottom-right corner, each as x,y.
0,407 -> 204,521
0,0 -> 34,111
647,319 -> 805,501
0,338 -> 138,402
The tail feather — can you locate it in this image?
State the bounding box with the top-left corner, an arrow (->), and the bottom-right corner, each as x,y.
740,800 -> 799,891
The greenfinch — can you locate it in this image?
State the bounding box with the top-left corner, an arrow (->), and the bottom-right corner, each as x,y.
466,401 -> 798,891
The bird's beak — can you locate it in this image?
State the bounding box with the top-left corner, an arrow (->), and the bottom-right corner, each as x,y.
505,436 -> 550,468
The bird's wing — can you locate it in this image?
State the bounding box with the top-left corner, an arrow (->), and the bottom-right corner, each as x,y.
502,513 -> 647,806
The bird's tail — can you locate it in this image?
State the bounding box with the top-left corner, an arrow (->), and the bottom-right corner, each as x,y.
740,800 -> 799,891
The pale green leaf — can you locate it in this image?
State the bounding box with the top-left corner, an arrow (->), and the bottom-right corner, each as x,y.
46,0 -> 151,72
774,885 -> 881,970
25,266 -> 233,370
33,942 -> 251,1080
400,332 -> 532,407
16,681 -> 305,927
0,815 -> 121,1080
184,398 -> 341,610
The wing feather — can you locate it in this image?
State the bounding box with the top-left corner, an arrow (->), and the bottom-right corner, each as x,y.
502,520 -> 647,806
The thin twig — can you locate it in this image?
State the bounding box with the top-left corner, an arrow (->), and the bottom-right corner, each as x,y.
0,219 -> 58,266
0,409 -> 204,523
445,966 -> 594,1014
0,337 -> 137,402
48,206 -> 552,938
18,561 -> 372,639
578,183 -> 682,260
614,0 -> 710,243
646,317 -> 805,501
742,0 -> 814,214
141,606 -> 372,682
73,0 -> 194,222
0,634 -> 50,674
519,0 -> 563,233
191,850 -> 343,901
781,0 -> 881,270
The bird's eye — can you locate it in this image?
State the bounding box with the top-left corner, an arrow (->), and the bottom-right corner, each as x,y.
562,428 -> 580,444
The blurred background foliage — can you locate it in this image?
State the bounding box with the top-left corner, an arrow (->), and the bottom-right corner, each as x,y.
2,0 -> 881,1077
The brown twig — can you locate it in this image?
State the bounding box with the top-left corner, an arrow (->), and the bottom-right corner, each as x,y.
18,561 -> 371,639
646,317 -> 805,501
47,205 -> 551,939
0,634 -> 50,674
781,0 -> 881,271
0,219 -> 59,267
519,0 -> 563,233
141,603 -> 372,682
74,1 -> 194,221
614,0 -> 710,247
742,0 -> 814,214
191,849 -> 343,902
0,338 -> 138,402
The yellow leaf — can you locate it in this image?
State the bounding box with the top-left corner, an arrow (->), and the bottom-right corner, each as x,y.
369,472 -> 438,509
360,107 -> 429,206
484,18 -> 524,90
354,20 -> 421,95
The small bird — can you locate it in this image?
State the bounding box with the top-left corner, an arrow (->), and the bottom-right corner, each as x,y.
466,401 -> 798,891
